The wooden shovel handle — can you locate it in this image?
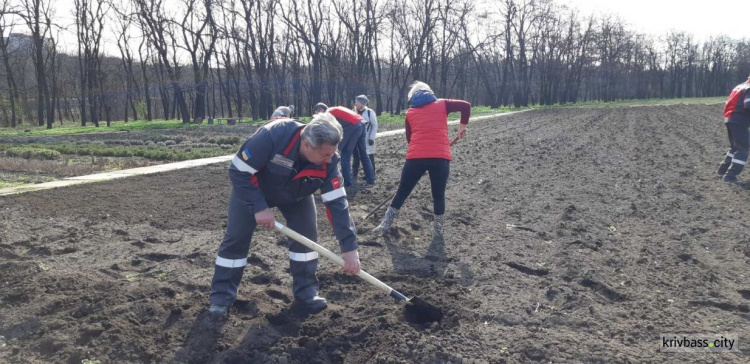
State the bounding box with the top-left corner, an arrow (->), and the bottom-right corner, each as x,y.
274,221 -> 396,296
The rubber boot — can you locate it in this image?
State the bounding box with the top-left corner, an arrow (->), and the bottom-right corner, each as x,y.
372,206 -> 399,235
433,214 -> 445,239
297,296 -> 328,314
208,304 -> 228,317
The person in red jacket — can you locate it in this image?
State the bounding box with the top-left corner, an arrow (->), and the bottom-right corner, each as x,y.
717,75 -> 750,187
373,81 -> 470,239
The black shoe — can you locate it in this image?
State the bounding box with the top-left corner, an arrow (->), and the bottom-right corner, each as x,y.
717,163 -> 730,176
723,176 -> 750,188
298,296 -> 328,314
208,304 -> 228,317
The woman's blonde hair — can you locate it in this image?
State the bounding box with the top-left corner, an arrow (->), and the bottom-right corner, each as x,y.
407,81 -> 433,100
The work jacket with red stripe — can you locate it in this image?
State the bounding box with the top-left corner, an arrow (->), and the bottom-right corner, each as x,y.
228,119 -> 357,252
327,106 -> 364,148
724,81 -> 750,123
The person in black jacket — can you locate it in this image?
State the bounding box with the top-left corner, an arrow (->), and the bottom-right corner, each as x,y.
208,112 -> 361,317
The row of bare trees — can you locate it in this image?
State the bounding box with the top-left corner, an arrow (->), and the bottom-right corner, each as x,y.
0,0 -> 749,128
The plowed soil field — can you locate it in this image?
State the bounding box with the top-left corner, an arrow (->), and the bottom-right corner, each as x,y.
1,105 -> 748,363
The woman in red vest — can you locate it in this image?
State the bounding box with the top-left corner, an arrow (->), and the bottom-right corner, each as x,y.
373,81 -> 470,239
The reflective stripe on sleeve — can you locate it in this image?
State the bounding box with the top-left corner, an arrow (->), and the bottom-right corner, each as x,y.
232,155 -> 258,174
321,187 -> 346,202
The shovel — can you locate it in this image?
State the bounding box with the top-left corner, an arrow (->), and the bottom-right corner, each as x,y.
364,189 -> 398,220
274,221 -> 443,323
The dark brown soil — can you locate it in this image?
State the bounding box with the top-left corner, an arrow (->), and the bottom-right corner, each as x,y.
1,105 -> 748,363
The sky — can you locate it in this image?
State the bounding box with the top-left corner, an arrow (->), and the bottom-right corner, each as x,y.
560,0 -> 740,41
10,0 -> 745,56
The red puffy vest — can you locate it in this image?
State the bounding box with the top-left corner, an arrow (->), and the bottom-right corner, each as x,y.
405,99 -> 452,161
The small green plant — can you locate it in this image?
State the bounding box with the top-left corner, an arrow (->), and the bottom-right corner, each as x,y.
0,142 -> 227,162
208,136 -> 241,145
5,147 -> 60,160
125,273 -> 140,282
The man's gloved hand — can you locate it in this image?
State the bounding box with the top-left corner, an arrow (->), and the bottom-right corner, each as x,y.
368,139 -> 374,146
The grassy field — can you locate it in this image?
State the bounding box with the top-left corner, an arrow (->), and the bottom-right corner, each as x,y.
0,105 -> 522,138
0,98 -> 725,137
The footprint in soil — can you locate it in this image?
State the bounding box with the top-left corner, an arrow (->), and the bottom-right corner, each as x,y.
505,262 -> 550,276
139,252 -> 180,262
185,251 -> 206,259
75,325 -> 105,345
0,246 -> 20,259
233,300 -> 259,316
2,318 -> 41,340
171,312 -> 227,364
266,305 -> 309,328
579,278 -> 625,302
326,291 -> 353,302
265,289 -> 291,303
249,274 -> 280,285
248,253 -> 270,270
689,300 -> 750,313
2,292 -> 32,305
55,247 -> 78,255
131,240 -> 147,249
165,310 -> 182,328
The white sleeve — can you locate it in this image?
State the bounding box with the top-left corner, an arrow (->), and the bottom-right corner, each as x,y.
368,109 -> 378,140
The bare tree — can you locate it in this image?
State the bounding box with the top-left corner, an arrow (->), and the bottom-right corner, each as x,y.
18,0 -> 54,128
180,0 -> 218,123
137,34 -> 153,120
133,0 -> 190,123
281,0 -> 325,111
0,0 -> 19,127
75,0 -> 107,127
112,2 -> 140,121
238,0 -> 278,119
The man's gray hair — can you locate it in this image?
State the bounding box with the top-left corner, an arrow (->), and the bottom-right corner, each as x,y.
271,106 -> 292,118
302,112 -> 342,148
407,81 -> 433,100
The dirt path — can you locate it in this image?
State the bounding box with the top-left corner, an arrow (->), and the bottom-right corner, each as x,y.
0,105 -> 748,363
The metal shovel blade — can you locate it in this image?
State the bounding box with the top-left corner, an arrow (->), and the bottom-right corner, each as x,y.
404,296 -> 444,324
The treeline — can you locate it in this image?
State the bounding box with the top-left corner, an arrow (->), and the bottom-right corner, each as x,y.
0,0 -> 748,128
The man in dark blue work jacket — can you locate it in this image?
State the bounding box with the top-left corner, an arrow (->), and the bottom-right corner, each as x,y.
208,112 -> 361,317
